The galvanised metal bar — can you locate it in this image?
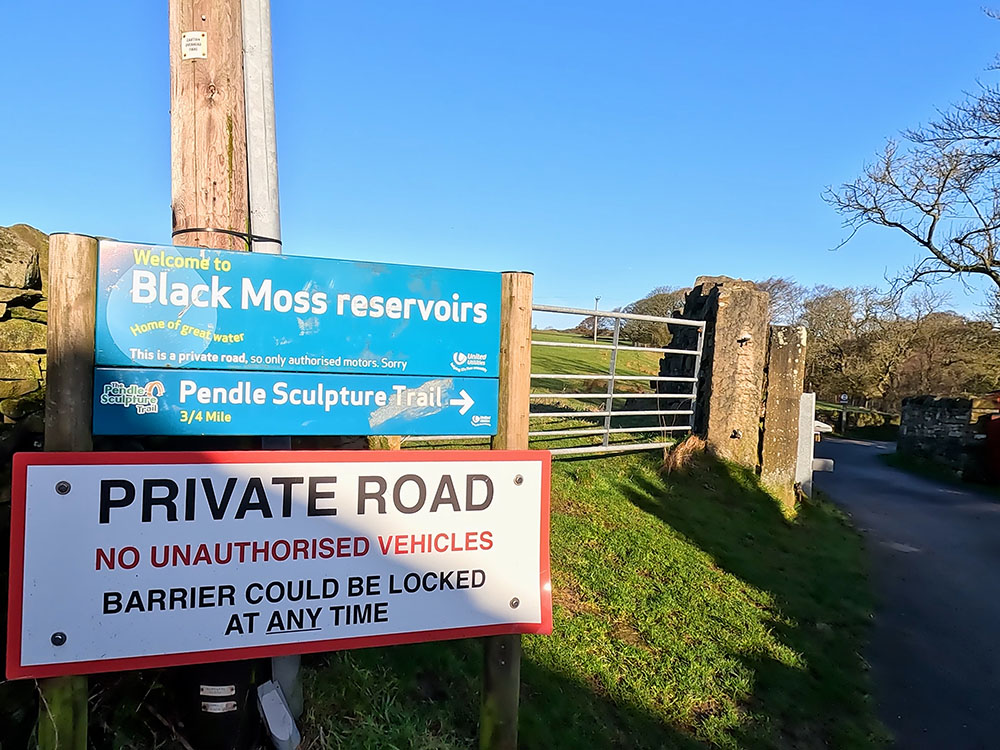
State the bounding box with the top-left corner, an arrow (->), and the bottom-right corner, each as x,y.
602,318 -> 622,447
533,303 -> 705,328
529,301 -> 705,457
530,409 -> 694,419
529,392 -> 696,400
547,441 -> 676,456
528,427 -> 605,438
689,323 -> 705,418
531,340 -> 698,356
530,374 -> 697,382
529,425 -> 692,438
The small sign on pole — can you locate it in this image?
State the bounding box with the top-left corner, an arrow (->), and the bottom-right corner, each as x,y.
7,450 -> 552,679
838,393 -> 849,404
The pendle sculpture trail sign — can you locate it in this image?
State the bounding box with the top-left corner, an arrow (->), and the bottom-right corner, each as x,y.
92,241 -> 501,436
93,368 -> 497,436
6,449 -> 552,679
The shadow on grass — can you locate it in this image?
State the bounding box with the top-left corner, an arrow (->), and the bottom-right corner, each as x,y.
615,454 -> 882,748
301,638 -> 703,750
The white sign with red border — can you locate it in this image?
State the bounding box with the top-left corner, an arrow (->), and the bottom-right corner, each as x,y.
7,450 -> 551,679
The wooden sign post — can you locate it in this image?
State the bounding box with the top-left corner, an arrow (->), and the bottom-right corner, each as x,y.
37,232 -> 98,749
480,271 -> 533,749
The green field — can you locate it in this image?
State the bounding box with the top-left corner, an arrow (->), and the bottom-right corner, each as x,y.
530,330 -> 664,395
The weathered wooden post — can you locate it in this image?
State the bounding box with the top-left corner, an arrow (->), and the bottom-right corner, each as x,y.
480,271 -> 533,749
37,232 -> 98,750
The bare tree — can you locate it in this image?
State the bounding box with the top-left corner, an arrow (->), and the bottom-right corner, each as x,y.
800,283 -> 1000,407
575,312 -> 617,337
645,285 -> 685,299
826,29 -> 1000,296
828,128 -> 1000,291
801,286 -> 922,403
620,288 -> 688,346
984,290 -> 1000,328
754,277 -> 805,325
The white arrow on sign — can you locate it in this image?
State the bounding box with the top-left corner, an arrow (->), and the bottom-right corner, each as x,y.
449,389 -> 475,415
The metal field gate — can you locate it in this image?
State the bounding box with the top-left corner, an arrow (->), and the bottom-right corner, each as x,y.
529,304 -> 705,456
401,302 -> 705,458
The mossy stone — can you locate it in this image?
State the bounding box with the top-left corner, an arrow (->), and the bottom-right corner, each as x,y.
0,387 -> 45,419
0,353 -> 41,379
0,380 -> 38,399
9,307 -> 46,323
0,319 -> 46,351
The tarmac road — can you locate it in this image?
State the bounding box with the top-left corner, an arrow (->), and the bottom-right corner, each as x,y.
814,438 -> 1000,750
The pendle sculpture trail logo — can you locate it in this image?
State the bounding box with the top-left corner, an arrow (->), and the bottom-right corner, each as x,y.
451,352 -> 488,373
100,381 -> 163,415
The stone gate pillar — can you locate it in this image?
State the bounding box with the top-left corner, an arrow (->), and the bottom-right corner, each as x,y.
663,277 -> 770,469
760,325 -> 808,507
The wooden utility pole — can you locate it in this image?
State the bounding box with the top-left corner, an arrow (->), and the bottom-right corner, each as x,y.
481,271 -> 533,750
169,3 -> 255,748
38,233 -> 99,750
170,0 -> 249,250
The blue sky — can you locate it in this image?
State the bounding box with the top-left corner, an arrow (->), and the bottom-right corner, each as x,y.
2,2 -> 998,317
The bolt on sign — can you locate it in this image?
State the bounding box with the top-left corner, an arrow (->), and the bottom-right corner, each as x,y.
6,450 -> 551,679
92,241 -> 501,436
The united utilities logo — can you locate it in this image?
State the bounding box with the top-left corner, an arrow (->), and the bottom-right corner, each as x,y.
451,352 -> 488,373
100,380 -> 163,415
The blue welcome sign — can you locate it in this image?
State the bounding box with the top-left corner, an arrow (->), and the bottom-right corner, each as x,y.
95,241 -> 501,378
92,241 -> 502,436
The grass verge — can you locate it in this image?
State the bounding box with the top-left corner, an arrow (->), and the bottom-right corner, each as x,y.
301,450 -> 885,749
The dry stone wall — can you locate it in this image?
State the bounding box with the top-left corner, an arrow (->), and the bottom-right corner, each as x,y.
0,225 -> 48,433
898,395 -> 999,478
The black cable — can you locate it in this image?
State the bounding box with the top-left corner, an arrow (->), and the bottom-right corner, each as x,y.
171,226 -> 282,249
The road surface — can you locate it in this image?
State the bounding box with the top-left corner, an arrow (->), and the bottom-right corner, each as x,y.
814,438 -> 1000,750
